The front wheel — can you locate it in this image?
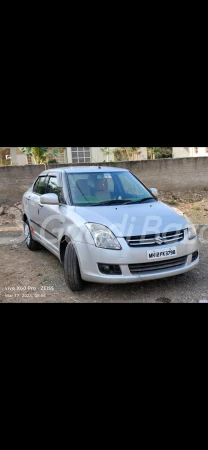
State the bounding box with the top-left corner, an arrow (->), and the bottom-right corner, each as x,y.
24,220 -> 40,251
64,242 -> 85,291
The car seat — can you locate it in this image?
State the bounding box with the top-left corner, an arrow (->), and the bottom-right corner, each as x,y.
95,179 -> 111,201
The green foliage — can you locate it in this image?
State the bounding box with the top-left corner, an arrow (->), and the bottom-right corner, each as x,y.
101,147 -> 141,162
116,147 -> 141,161
0,159 -> 11,166
19,147 -> 59,164
101,148 -> 113,159
147,147 -> 172,159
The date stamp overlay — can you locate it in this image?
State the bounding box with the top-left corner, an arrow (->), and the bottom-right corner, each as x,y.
4,285 -> 55,300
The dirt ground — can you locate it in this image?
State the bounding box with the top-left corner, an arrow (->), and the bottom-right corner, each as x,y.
0,235 -> 207,303
160,189 -> 208,226
0,193 -> 208,303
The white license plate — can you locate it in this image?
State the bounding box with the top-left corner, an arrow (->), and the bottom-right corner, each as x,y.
147,246 -> 177,261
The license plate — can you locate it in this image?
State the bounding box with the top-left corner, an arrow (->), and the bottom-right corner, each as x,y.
147,246 -> 177,261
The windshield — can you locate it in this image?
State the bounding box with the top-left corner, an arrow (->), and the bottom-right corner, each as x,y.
67,171 -> 156,206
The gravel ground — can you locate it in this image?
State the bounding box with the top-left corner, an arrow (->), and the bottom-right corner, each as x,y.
0,233 -> 207,303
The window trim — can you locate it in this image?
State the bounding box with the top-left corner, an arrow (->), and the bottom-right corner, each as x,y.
46,175 -> 58,193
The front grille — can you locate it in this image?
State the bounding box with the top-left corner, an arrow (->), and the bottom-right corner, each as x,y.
129,256 -> 187,275
126,230 -> 184,247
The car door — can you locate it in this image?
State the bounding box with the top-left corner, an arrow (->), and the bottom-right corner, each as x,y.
27,175 -> 48,237
38,174 -> 63,253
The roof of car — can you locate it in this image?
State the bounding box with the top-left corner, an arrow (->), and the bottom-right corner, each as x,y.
42,166 -> 129,174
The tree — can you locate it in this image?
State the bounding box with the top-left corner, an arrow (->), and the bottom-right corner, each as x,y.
19,147 -> 59,164
101,147 -> 141,162
101,147 -> 113,161
147,147 -> 172,159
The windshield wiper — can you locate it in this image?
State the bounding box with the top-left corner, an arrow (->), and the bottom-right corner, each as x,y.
132,197 -> 155,204
90,198 -> 155,206
90,199 -> 133,206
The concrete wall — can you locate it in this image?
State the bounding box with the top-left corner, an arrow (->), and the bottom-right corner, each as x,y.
1,158 -> 208,205
0,164 -> 45,205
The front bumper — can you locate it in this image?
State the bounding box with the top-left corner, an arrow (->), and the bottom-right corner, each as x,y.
73,234 -> 199,284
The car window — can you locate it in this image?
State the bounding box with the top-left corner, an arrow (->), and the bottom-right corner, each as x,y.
46,176 -> 63,201
33,176 -> 48,195
105,175 -> 114,192
68,173 -> 115,204
67,171 -> 154,206
118,173 -> 141,196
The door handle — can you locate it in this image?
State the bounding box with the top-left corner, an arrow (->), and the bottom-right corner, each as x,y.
38,203 -> 44,208
26,196 -> 31,200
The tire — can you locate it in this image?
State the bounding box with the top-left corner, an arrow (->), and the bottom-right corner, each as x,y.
24,220 -> 40,251
64,242 -> 85,291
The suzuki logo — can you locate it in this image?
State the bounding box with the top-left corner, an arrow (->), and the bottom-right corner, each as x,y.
155,236 -> 164,245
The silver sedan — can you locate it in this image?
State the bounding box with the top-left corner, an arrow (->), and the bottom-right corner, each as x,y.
22,166 -> 199,291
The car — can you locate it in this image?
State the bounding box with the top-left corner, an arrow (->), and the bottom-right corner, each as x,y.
22,166 -> 199,291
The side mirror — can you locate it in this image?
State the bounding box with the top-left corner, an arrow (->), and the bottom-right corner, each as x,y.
150,188 -> 158,198
40,193 -> 59,205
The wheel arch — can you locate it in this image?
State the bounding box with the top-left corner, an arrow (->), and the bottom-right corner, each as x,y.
22,213 -> 28,223
60,234 -> 71,264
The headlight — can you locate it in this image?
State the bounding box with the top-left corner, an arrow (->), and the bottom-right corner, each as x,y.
86,223 -> 122,250
187,224 -> 197,240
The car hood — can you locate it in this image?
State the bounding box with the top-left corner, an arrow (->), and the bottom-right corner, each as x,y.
75,201 -> 189,237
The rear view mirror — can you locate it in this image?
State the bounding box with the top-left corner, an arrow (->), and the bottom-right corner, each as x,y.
40,193 -> 59,205
150,188 -> 158,198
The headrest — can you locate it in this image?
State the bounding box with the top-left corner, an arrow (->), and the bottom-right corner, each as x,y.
95,179 -> 107,192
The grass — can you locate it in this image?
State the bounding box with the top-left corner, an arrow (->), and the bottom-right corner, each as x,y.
167,200 -> 178,205
41,277 -> 49,284
192,205 -> 200,211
